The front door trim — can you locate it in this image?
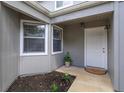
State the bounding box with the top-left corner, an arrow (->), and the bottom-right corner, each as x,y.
84,26 -> 108,69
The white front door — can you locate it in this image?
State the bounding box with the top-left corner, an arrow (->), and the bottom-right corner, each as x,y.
84,26 -> 107,69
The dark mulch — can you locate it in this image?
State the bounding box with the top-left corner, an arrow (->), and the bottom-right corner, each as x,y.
7,71 -> 76,92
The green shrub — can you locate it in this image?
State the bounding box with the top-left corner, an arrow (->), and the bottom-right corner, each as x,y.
62,73 -> 71,82
64,52 -> 72,63
50,83 -> 59,92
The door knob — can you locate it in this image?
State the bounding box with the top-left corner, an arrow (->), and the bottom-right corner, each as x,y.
103,48 -> 105,53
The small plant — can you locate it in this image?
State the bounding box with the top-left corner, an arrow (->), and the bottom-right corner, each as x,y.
64,52 -> 72,62
62,73 -> 71,82
50,83 -> 59,92
64,52 -> 72,67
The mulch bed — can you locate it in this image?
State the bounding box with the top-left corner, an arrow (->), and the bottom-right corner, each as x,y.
7,71 -> 76,92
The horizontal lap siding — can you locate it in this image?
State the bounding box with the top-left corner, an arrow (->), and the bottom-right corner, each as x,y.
1,4 -> 19,91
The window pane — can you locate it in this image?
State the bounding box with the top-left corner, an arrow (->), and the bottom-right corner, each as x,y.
24,38 -> 44,52
56,1 -> 63,8
63,1 -> 73,6
53,40 -> 61,52
53,27 -> 62,40
24,23 -> 45,37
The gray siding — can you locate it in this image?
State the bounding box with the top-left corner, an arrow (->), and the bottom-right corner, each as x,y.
1,1 -> 124,92
3,1 -> 50,23
63,24 -> 84,67
39,1 -> 84,12
119,2 -> 124,91
20,56 -> 50,75
108,17 -> 115,86
0,4 -> 20,91
63,21 -> 108,67
51,2 -> 114,23
73,1 -> 85,5
49,25 -> 64,71
19,15 -> 51,75
0,2 -> 2,92
0,3 -> 52,91
50,54 -> 64,70
39,1 -> 55,12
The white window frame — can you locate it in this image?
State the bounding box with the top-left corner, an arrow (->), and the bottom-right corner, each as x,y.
52,25 -> 63,55
55,1 -> 73,11
20,20 -> 48,56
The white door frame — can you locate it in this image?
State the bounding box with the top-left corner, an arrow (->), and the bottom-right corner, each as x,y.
84,26 -> 108,69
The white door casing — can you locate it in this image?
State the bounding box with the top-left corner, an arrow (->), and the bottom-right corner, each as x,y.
84,26 -> 107,69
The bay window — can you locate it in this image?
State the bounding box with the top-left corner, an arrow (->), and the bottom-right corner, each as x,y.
20,20 -> 48,56
52,25 -> 63,54
55,1 -> 73,10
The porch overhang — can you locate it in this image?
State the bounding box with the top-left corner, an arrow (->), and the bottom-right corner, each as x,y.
24,1 -> 110,18
2,1 -> 51,23
51,2 -> 114,24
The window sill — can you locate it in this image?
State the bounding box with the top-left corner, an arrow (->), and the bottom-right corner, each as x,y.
52,51 -> 63,55
20,52 -> 48,56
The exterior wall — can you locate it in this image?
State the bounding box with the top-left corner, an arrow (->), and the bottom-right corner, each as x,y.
39,1 -> 84,12
51,2 -> 114,24
2,2 -> 63,76
63,21 -> 108,67
1,1 -> 124,92
0,4 -> 20,91
108,2 -> 124,91
63,24 -> 84,67
108,16 -> 115,86
50,54 -> 64,70
49,25 -> 64,71
20,56 -> 50,75
0,2 -> 2,91
0,3 -> 52,91
3,1 -> 50,23
118,2 -> 124,91
19,23 -> 64,74
39,1 -> 55,12
19,16 -> 51,75
73,1 -> 84,5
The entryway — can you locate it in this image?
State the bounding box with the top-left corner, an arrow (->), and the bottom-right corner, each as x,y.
56,66 -> 113,92
84,26 -> 107,70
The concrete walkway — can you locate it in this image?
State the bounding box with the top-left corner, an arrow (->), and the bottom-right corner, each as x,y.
56,66 -> 114,92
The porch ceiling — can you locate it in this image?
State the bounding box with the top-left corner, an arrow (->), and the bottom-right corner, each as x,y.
56,12 -> 112,27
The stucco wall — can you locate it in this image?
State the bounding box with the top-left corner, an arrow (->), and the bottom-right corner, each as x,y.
63,24 -> 84,67
0,4 -> 20,91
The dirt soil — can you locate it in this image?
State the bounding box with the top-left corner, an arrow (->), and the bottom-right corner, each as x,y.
7,71 -> 76,92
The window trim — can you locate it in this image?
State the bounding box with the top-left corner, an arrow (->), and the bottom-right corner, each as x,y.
52,25 -> 63,55
20,20 -> 48,56
55,1 -> 73,11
